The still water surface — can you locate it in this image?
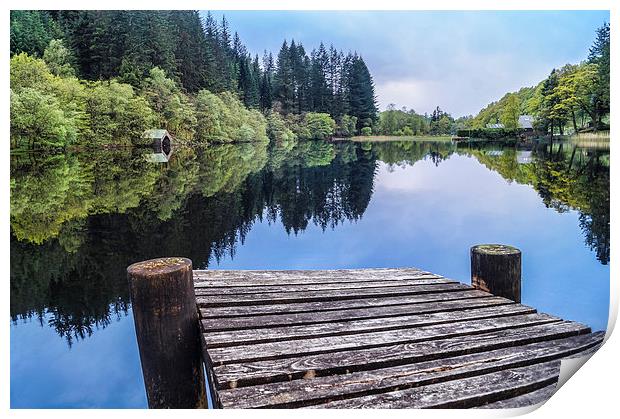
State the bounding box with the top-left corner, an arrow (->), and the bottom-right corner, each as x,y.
10,139 -> 609,407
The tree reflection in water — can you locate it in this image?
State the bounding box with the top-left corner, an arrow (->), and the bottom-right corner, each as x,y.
10,138 -> 609,344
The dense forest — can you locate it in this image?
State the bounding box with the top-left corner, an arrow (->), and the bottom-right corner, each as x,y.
470,23 -> 610,135
10,10 -> 379,150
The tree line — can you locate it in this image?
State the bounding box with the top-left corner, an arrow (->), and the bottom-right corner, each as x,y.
10,10 -> 379,150
470,23 -> 610,134
375,105 -> 472,136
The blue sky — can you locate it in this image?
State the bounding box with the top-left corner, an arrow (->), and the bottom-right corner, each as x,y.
201,10 -> 609,117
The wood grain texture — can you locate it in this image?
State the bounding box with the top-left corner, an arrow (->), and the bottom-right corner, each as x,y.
196,282 -> 473,306
203,303 -> 536,347
218,332 -> 602,408
194,268 -> 431,282
477,383 -> 557,409
194,273 -> 442,287
201,296 -> 515,331
192,268 -> 602,409
308,361 -> 560,408
198,289 -> 492,318
211,321 -> 590,389
207,313 -> 561,365
196,278 -> 453,295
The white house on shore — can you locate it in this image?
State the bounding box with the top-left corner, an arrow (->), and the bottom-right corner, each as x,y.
486,115 -> 534,131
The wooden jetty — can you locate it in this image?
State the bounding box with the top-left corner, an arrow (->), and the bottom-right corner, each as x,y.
127,245 -> 604,409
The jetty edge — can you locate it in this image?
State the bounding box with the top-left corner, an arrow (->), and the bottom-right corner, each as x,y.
128,245 -> 604,409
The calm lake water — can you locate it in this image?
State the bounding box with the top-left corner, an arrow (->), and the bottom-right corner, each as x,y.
10,138 -> 609,408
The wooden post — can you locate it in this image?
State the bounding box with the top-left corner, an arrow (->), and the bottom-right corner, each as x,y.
470,244 -> 521,303
128,257 -> 207,409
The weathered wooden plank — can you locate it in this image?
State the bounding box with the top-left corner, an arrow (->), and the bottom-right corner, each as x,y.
477,383 -> 557,409
308,361 -> 561,408
218,332 -> 602,408
198,289 -> 492,318
195,278 -> 454,295
193,267 -> 599,410
563,340 -> 603,358
208,313 -> 561,365
201,296 -> 514,331
194,268 -> 431,282
212,321 -> 590,389
196,278 -> 456,295
194,273 -> 442,288
203,303 -> 536,347
196,282 -> 473,306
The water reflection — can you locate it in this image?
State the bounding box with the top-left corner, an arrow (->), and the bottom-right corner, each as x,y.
10,138 -> 609,346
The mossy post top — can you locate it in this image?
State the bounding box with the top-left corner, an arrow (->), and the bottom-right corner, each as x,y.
471,244 -> 521,256
127,257 -> 192,277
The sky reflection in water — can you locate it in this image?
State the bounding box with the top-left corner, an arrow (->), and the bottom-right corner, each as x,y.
10,140 -> 609,407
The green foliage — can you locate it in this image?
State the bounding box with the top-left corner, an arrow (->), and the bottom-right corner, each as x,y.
346,56 -> 379,129
292,141 -> 336,167
472,86 -> 536,129
500,94 -> 520,129
10,52 -> 54,90
377,105 -> 430,136
43,39 -> 76,78
336,115 -> 358,137
464,143 -> 608,263
10,10 -> 379,129
371,140 -> 454,167
10,11 -> 60,57
361,126 -> 372,136
454,115 -> 474,131
266,112 -> 297,143
301,112 -> 336,140
197,143 -> 268,197
10,88 -> 77,149
10,54 -> 84,149
85,80 -> 156,145
10,11 -> 383,148
141,67 -> 196,139
195,89 -> 227,140
434,115 -> 453,135
194,89 -> 268,143
10,155 -> 93,244
473,23 -> 610,133
588,22 -> 610,124
218,91 -> 269,143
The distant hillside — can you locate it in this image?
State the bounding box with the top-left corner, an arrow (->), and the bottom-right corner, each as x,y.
471,22 -> 609,134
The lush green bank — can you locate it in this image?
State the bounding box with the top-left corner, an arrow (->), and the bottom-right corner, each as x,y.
373,105 -> 472,137
348,135 -> 453,142
10,10 -> 380,151
369,22 -> 610,140
469,23 -> 609,135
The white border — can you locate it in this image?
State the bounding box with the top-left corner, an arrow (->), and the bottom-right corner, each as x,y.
2,1 -> 616,418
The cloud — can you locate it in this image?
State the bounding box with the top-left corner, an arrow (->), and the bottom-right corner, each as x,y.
206,10 -> 609,117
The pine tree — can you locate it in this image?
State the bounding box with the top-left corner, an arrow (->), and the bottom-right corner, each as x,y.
260,51 -> 274,111
345,55 -> 378,131
588,22 -> 610,127
10,10 -> 61,57
168,10 -> 213,92
220,16 -> 231,53
274,40 -> 295,114
310,43 -> 330,113
11,10 -> 382,124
